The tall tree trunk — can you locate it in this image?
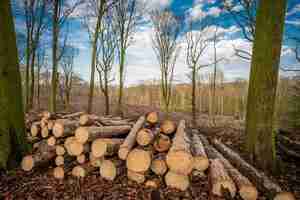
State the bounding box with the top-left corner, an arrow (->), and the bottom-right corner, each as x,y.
87,0 -> 105,114
50,0 -> 59,113
29,49 -> 36,109
37,57 -> 41,109
117,48 -> 125,115
192,66 -> 196,127
0,0 -> 30,169
245,0 -> 287,170
212,30 -> 217,126
25,29 -> 31,112
105,74 -> 110,115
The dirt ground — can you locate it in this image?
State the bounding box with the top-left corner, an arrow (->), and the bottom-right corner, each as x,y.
0,105 -> 299,199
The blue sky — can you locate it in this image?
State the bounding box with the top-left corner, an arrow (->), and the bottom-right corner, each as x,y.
13,0 -> 300,85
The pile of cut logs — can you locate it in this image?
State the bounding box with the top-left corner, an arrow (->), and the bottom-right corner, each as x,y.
21,111 -> 295,200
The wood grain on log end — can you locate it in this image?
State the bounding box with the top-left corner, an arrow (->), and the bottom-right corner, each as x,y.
75,127 -> 89,144
100,160 -> 117,181
21,155 -> 34,171
72,166 -> 86,178
161,120 -> 176,134
126,148 -> 151,173
165,171 -> 189,191
53,167 -> 64,179
127,170 -> 145,183
146,112 -> 158,124
274,192 -> 296,200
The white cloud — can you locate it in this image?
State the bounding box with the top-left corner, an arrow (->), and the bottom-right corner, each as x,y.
186,4 -> 222,22
286,20 -> 300,26
287,4 -> 300,16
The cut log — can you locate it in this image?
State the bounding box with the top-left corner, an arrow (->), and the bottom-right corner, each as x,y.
126,148 -> 152,173
31,122 -> 41,137
75,126 -> 131,142
89,153 -> 104,167
153,133 -> 171,152
41,126 -> 49,138
21,141 -> 56,171
47,120 -> 54,130
40,118 -> 48,128
77,154 -> 86,164
209,158 -> 236,198
119,116 -> 145,160
61,111 -> 85,119
145,179 -> 160,189
67,141 -> 89,156
55,155 -> 64,166
199,134 -> 257,200
56,145 -> 65,156
75,127 -> 89,144
71,163 -> 97,178
91,138 -> 123,158
166,120 -> 193,175
47,136 -> 56,146
160,120 -> 176,135
127,170 -> 145,184
190,131 -> 209,172
64,136 -> 77,149
146,112 -> 158,124
212,139 -> 295,199
79,114 -> 94,126
99,160 -> 119,181
274,192 -> 296,200
53,119 -> 78,138
136,128 -> 155,146
165,171 -> 189,191
42,111 -> 52,120
53,166 -> 65,179
151,154 -> 167,175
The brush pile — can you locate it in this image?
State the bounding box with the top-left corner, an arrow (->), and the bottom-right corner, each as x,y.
21,111 -> 295,200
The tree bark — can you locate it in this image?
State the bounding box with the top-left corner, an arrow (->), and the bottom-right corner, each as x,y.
245,0 -> 287,170
166,120 -> 193,175
212,139 -> 294,199
190,131 -> 209,172
50,0 -> 59,113
118,116 -> 145,160
209,158 -> 237,198
0,0 -> 29,169
87,0 -> 105,114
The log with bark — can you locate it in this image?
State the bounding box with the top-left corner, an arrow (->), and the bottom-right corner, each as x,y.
31,122 -> 41,137
209,158 -> 237,198
153,133 -> 171,152
53,119 -> 78,138
136,128 -> 156,146
160,120 -> 176,135
75,125 -> 131,143
91,138 -> 124,158
127,170 -> 145,184
41,126 -> 49,138
190,131 -> 209,172
118,116 -> 146,160
150,153 -> 167,175
21,141 -> 56,171
61,111 -> 85,119
71,163 -> 97,178
200,134 -> 257,200
166,120 -> 193,175
145,179 -> 160,189
212,139 -> 295,200
126,148 -> 152,173
165,171 -> 189,191
99,159 -> 122,181
146,112 -> 158,124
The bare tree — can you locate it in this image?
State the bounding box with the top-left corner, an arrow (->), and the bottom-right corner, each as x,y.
185,21 -> 209,127
36,46 -> 46,109
85,0 -> 106,113
61,45 -> 79,110
23,0 -> 49,110
113,0 -> 140,115
50,0 -> 82,113
151,10 -> 180,113
96,15 -> 116,115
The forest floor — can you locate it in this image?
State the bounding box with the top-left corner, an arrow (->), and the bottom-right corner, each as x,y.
0,104 -> 299,200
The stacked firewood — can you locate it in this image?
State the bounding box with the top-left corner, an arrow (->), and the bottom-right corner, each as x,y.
21,111 -> 295,200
